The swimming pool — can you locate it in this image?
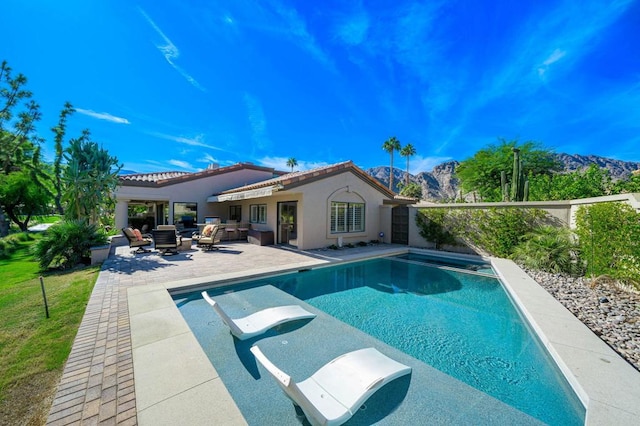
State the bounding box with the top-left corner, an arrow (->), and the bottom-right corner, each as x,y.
393,251 -> 496,275
175,256 -> 585,425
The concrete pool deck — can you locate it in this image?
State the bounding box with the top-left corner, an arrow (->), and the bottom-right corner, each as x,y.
46,242 -> 640,425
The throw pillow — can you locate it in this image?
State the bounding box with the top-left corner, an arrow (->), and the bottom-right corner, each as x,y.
133,229 -> 143,241
202,225 -> 214,237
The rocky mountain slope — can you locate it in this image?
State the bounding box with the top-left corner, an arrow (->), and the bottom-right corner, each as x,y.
367,154 -> 640,201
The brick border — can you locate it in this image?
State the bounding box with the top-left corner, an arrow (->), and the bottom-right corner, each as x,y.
47,269 -> 137,425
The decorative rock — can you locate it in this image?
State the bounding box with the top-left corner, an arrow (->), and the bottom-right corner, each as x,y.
525,268 -> 640,371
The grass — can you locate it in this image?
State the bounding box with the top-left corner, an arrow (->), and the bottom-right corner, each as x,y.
0,232 -> 99,425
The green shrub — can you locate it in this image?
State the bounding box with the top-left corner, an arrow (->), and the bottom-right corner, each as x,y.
32,219 -> 107,270
0,233 -> 34,259
468,208 -> 546,257
415,209 -> 457,249
416,207 -> 547,257
0,235 -> 21,259
511,226 -> 582,275
575,202 -> 640,288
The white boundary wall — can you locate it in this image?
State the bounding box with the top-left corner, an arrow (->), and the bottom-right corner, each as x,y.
408,192 -> 640,248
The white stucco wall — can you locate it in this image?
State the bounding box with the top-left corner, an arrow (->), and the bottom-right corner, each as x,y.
115,168 -> 274,230
210,170 -> 394,250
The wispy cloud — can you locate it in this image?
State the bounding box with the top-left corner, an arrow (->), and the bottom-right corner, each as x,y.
149,131 -> 226,151
485,0 -> 634,98
258,156 -> 329,172
243,93 -> 270,150
335,12 -> 369,46
334,3 -> 453,132
168,159 -> 193,170
409,155 -> 453,175
270,2 -> 334,69
197,153 -> 219,165
350,1 -> 444,81
138,8 -> 205,91
537,48 -> 567,78
76,108 -> 130,124
435,0 -> 635,152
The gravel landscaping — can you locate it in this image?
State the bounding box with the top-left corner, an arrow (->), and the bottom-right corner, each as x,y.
527,269 -> 640,371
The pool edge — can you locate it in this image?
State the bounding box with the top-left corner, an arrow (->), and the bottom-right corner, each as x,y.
491,257 -> 640,425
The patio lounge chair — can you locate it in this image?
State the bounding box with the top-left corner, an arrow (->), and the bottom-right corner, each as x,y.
122,227 -> 153,253
250,345 -> 412,426
194,224 -> 221,251
201,291 -> 316,340
152,229 -> 180,254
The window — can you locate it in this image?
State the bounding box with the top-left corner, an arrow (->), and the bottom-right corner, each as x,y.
229,205 -> 242,221
330,202 -> 364,233
173,202 -> 197,228
250,204 -> 267,224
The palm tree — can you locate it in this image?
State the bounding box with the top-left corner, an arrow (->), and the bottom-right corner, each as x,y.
382,136 -> 401,191
286,157 -> 298,172
400,143 -> 417,186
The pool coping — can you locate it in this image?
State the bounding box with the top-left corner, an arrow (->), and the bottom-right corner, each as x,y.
129,248 -> 640,425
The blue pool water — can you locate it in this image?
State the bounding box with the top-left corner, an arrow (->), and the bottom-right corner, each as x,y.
394,252 -> 496,275
178,257 -> 585,425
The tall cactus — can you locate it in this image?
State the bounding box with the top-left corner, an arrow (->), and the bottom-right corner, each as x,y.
501,170 -> 509,201
511,148 -> 521,201
503,147 -> 529,202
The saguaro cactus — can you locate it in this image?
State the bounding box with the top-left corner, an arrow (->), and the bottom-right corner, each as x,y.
501,171 -> 509,201
503,148 -> 529,202
511,148 -> 521,201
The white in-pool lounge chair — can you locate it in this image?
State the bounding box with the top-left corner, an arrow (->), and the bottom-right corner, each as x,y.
201,291 -> 316,340
250,345 -> 412,426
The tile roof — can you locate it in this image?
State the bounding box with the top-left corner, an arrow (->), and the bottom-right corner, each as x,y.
118,163 -> 283,187
217,160 -> 396,198
119,171 -> 190,182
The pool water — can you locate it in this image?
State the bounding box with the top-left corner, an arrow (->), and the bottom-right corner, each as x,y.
394,252 -> 496,275
183,257 -> 585,425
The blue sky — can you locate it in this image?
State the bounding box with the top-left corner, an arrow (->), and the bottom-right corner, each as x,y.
2,0 -> 639,174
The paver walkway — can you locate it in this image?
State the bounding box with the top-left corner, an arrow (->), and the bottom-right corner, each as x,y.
46,241 -> 393,425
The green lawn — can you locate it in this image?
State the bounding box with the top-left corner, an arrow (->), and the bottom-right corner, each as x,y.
0,233 -> 99,425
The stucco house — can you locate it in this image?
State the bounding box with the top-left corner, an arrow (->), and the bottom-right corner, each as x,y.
115,161 -> 412,250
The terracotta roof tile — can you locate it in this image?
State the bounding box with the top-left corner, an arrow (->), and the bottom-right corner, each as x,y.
217,160 -> 396,198
118,162 -> 283,187
119,171 -> 190,182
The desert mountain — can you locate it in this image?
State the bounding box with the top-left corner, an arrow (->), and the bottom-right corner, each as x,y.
367,154 -> 640,201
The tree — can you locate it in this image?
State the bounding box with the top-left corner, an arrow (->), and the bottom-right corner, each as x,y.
399,182 -> 422,199
0,169 -> 51,231
0,61 -> 42,174
52,102 -> 75,215
400,143 -> 416,186
612,171 -> 640,194
456,138 -> 561,201
286,157 -> 297,172
0,60 -> 45,235
382,136 -> 401,191
528,164 -> 611,201
62,133 -> 122,225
